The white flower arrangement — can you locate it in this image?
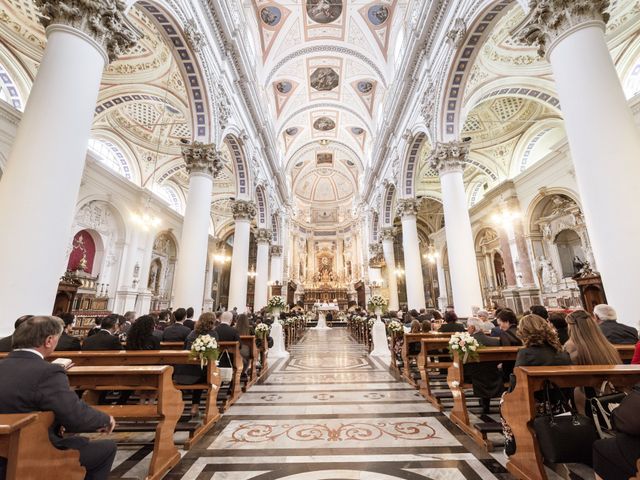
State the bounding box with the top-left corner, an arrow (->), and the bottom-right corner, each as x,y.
448,332 -> 481,363
267,295 -> 286,312
368,295 -> 388,312
387,320 -> 403,335
368,318 -> 376,328
255,323 -> 270,338
189,334 -> 219,368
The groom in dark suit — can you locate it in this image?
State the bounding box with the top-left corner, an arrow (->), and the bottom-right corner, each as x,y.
0,316 -> 117,480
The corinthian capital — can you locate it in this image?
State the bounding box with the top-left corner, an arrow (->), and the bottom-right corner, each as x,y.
254,228 -> 272,245
396,198 -> 421,218
231,200 -> 257,221
380,227 -> 397,242
181,141 -> 224,178
35,0 -> 138,63
429,140 -> 471,176
517,0 -> 610,57
270,245 -> 283,256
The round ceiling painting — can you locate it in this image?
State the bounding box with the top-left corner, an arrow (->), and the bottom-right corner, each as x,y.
313,117 -> 336,131
368,5 -> 389,25
306,0 -> 343,24
260,7 -> 282,27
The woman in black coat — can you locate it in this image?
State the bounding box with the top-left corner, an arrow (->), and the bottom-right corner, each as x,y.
125,315 -> 161,350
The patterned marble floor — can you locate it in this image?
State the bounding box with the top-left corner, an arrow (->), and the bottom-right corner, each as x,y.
108,328 -> 590,480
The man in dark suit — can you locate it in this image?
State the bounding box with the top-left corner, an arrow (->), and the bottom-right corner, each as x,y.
82,315 -> 123,351
0,315 -> 32,352
595,304 -> 639,344
216,311 -> 240,370
183,307 -> 196,330
56,312 -> 81,351
162,308 -> 191,342
0,316 -> 116,480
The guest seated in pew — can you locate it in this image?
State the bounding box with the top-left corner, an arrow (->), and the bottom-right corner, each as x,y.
529,305 -> 548,320
184,307 -> 196,331
466,317 -> 500,347
125,315 -> 161,350
0,316 -> 116,480
594,304 -> 638,345
592,383 -> 640,480
420,319 -> 431,333
156,310 -> 170,331
235,313 -> 253,376
81,315 -> 122,351
86,316 -> 103,337
407,320 -> 422,356
476,310 -> 494,335
55,313 -> 81,351
162,308 -> 191,342
514,314 -> 571,368
497,309 -> 522,347
0,315 -> 32,352
216,311 -> 240,343
548,311 -> 569,345
438,311 -> 465,333
465,317 -> 502,413
174,313 -> 219,418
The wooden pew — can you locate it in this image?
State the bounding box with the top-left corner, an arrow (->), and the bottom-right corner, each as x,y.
502,364 -> 640,480
67,365 -> 182,480
217,341 -> 242,409
0,412 -> 86,480
256,335 -> 269,380
159,341 -> 185,350
447,347 -> 520,451
417,337 -> 456,409
42,350 -> 221,449
401,332 -> 451,387
240,335 -> 258,390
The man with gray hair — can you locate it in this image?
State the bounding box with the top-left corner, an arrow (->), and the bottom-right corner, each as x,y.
0,316 -> 117,479
594,304 -> 638,345
476,310 -> 494,334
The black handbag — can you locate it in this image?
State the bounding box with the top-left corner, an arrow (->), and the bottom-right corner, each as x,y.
587,381 -> 626,439
532,380 -> 599,465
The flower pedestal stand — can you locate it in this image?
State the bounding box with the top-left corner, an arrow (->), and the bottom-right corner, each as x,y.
269,320 -> 289,359
370,316 -> 391,357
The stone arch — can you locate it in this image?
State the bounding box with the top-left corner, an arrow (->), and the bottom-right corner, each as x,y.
271,214 -> 280,244
255,185 -> 269,228
149,229 -> 179,309
371,211 -> 380,242
525,188 -> 582,236
135,1 -> 212,141
438,0 -> 516,139
224,133 -> 252,199
382,184 -> 396,227
401,131 -> 429,198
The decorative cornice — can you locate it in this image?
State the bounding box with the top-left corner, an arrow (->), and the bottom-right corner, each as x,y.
396,199 -> 421,218
429,140 -> 471,176
180,141 -> 224,177
231,199 -> 257,221
380,227 -> 397,242
35,0 -> 138,63
254,228 -> 272,245
518,0 -> 610,58
270,245 -> 283,256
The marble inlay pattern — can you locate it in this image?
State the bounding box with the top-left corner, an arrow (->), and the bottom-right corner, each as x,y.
106,327 -> 590,479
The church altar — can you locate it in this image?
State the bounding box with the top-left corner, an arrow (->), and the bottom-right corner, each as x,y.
313,303 -> 337,330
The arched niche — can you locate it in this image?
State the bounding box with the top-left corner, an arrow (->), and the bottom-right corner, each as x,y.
148,230 -> 178,311
474,227 -> 503,305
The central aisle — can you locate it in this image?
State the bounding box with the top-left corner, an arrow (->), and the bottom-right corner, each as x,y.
161,327 -> 511,480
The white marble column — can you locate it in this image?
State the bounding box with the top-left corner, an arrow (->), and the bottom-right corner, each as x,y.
253,228 -> 272,311
227,200 -> 256,311
203,253 -> 215,312
173,143 -> 223,318
381,227 -> 400,311
397,199 -> 426,310
430,141 -> 483,317
435,253 -> 449,310
270,245 -> 283,285
519,1 -> 640,326
0,2 -> 136,330
135,230 -> 156,315
115,228 -> 143,313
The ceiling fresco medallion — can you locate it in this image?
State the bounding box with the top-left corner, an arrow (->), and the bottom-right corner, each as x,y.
351,127 -> 364,135
260,6 -> 282,26
368,4 -> 389,25
306,0 -> 343,24
314,117 -> 336,131
285,127 -> 299,136
357,80 -> 374,94
276,80 -> 293,94
310,67 -> 339,91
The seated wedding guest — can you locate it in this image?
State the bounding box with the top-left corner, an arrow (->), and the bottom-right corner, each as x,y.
477,309 -> 494,334
594,304 -> 638,344
120,311 -> 135,334
417,308 -> 432,322
548,311 -> 569,345
156,310 -> 170,331
0,314 -> 32,352
235,313 -> 253,375
86,316 -> 103,337
125,315 -> 161,350
439,311 -> 465,333
184,307 -> 196,330
55,313 -> 81,351
497,309 -> 522,346
467,317 -> 500,346
216,311 -> 240,342
592,383 -> 640,480
407,320 -> 422,356
82,315 -> 122,351
529,305 -> 549,320
421,319 -> 431,332
174,313 -> 219,417
514,314 -> 571,368
162,308 -> 191,342
403,312 -> 414,332
0,316 -> 116,480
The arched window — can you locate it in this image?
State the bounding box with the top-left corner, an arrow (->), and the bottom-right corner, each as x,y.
87,139 -> 133,180
158,184 -> 183,214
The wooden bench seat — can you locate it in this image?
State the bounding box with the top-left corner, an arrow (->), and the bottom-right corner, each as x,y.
0,412 -> 86,480
417,337 -> 455,409
67,365 -> 182,480
217,341 -> 242,409
240,335 -> 258,391
501,364 -> 640,480
401,333 -> 451,387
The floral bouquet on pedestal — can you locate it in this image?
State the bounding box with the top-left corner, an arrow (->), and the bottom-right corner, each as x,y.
255,323 -> 270,339
368,317 -> 376,329
368,295 -> 388,315
448,332 -> 480,364
189,334 -> 219,368
267,296 -> 286,315
387,320 -> 403,337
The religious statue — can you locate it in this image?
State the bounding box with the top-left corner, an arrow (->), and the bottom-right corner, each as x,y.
537,256 -> 558,293
572,255 -> 585,275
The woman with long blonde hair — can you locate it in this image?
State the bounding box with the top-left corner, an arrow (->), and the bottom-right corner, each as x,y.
565,310 -> 621,365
